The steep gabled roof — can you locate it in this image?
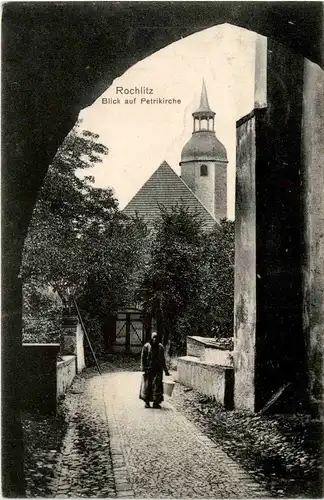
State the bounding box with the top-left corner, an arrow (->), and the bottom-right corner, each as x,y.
122,160 -> 216,230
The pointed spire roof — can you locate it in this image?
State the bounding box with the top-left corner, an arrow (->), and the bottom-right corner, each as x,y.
181,81 -> 227,162
193,80 -> 215,117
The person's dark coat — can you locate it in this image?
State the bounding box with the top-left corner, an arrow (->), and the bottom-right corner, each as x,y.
141,341 -> 168,374
140,341 -> 169,404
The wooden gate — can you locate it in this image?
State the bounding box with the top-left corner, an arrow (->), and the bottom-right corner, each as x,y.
113,307 -> 144,354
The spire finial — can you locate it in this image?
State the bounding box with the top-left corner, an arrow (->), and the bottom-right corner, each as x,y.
200,79 -> 211,110
193,79 -> 215,116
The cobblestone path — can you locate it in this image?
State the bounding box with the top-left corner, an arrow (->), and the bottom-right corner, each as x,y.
53,372 -> 116,498
103,371 -> 270,499
54,368 -> 270,498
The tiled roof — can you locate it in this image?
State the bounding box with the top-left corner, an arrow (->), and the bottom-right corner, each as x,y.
122,161 -> 216,230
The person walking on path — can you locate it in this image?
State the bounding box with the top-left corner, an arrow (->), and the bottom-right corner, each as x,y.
140,331 -> 170,409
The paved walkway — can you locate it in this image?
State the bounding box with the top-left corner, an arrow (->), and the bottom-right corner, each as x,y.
54,369 -> 270,498
53,372 -> 116,498
104,371 -> 268,499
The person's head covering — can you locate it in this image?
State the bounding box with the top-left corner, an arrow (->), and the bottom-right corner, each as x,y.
151,331 -> 158,344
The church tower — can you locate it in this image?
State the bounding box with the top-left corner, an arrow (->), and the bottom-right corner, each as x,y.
180,81 -> 228,220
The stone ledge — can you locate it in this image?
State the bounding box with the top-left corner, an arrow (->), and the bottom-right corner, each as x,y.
22,343 -> 60,348
178,355 -> 233,371
188,336 -> 234,351
57,355 -> 75,368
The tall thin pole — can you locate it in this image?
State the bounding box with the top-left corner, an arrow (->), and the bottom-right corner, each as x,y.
72,296 -> 102,376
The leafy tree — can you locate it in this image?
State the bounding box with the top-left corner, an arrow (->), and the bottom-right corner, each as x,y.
21,122 -> 148,350
22,280 -> 63,343
137,204 -> 205,355
77,212 -> 148,358
21,122 -> 112,295
137,206 -> 234,356
192,218 -> 235,337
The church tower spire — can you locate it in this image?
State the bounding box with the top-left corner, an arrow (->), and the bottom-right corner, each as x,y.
192,80 -> 215,133
180,80 -> 228,221
199,79 -> 211,109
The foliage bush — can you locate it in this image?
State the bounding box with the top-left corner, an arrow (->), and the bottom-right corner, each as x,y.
137,205 -> 235,356
22,281 -> 63,343
21,122 -> 148,350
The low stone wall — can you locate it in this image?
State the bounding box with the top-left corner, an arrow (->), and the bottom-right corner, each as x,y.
61,316 -> 85,373
75,322 -> 85,373
203,348 -> 233,366
187,337 -> 206,358
22,343 -> 60,414
186,336 -> 233,365
57,355 -> 76,398
187,336 -> 234,356
177,356 -> 234,409
22,344 -> 78,414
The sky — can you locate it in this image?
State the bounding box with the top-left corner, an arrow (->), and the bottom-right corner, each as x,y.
78,23 -> 257,220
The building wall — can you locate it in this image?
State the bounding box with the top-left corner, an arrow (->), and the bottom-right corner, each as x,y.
233,112 -> 256,412
214,161 -> 227,220
234,41 -> 307,412
181,160 -> 215,216
254,40 -> 306,410
194,161 -> 215,217
302,58 -> 324,405
181,160 -> 227,219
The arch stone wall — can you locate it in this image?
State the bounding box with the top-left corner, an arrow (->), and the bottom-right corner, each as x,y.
234,37 -> 324,414
2,3 -> 323,495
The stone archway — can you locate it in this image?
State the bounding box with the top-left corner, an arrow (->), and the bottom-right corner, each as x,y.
2,3 -> 323,495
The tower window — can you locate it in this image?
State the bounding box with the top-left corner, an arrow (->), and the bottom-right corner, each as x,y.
200,164 -> 208,176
